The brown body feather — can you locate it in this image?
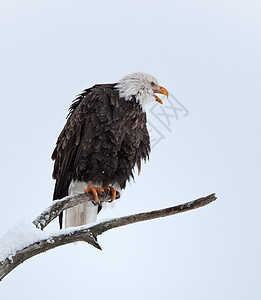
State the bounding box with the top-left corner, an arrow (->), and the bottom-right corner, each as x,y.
52,84 -> 150,227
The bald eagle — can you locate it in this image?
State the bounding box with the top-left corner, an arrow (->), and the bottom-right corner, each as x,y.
52,72 -> 168,228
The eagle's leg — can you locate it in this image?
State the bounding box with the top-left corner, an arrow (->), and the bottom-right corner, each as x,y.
105,186 -> 121,202
84,181 -> 105,203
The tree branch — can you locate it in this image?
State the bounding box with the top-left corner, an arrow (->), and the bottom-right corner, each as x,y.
0,226 -> 101,282
91,193 -> 217,236
33,192 -> 110,230
0,193 -> 216,281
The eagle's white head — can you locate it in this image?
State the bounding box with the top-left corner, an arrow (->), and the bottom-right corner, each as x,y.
116,72 -> 169,108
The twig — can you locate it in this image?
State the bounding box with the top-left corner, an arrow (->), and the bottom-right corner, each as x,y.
91,193 -> 217,236
33,193 -> 110,230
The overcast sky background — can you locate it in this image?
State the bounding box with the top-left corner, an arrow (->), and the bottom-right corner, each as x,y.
0,0 -> 260,299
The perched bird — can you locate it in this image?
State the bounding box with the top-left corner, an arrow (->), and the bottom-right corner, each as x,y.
52,72 -> 168,229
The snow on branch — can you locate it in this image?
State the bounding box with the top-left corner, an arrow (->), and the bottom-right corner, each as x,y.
0,193 -> 217,281
33,192 -> 111,230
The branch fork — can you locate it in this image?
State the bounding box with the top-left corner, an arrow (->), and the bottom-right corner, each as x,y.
0,192 -> 217,281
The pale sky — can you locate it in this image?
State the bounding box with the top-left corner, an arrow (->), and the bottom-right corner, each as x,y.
0,0 -> 260,299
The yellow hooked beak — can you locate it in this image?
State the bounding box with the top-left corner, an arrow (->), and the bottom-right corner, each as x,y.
153,86 -> 169,104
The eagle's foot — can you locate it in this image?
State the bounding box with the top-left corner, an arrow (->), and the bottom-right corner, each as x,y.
84,185 -> 105,203
105,186 -> 121,202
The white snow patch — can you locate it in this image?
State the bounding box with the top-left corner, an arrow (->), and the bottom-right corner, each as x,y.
0,217 -> 113,262
0,219 -> 44,261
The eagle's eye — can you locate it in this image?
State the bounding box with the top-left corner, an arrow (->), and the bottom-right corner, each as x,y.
150,81 -> 155,86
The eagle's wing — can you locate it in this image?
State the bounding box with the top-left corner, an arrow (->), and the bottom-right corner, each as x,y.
52,87 -> 92,200
52,84 -> 118,227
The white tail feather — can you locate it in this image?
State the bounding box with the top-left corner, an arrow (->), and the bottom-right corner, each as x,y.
64,181 -> 98,228
64,180 -> 121,228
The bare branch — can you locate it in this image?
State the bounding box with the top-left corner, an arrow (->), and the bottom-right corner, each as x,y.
0,193 -> 216,281
92,193 -> 217,236
33,193 -> 110,230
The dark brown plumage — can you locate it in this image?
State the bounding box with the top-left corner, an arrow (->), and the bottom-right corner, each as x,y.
52,83 -> 150,227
